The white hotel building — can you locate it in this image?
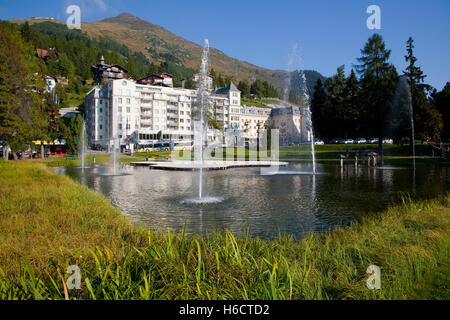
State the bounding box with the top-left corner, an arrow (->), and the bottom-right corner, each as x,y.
85,78 -> 243,150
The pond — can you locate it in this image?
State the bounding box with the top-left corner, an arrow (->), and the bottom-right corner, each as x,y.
55,163 -> 450,239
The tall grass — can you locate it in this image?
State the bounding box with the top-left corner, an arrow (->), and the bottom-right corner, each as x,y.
0,161 -> 448,300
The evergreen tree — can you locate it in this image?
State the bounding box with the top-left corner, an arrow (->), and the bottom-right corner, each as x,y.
403,37 -> 443,142
310,77 -> 327,139
237,80 -> 251,98
357,34 -> 399,151
0,23 -> 48,159
147,62 -> 158,75
343,69 -> 361,138
431,83 -> 450,141
288,88 -> 304,106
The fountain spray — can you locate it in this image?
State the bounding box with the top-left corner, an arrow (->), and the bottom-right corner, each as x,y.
197,39 -> 210,199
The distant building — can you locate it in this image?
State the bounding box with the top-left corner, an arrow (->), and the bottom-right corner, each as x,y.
36,47 -> 60,61
270,106 -> 309,145
44,75 -> 58,93
84,75 -> 310,150
137,73 -> 174,87
84,79 -> 241,150
91,56 -> 128,83
183,73 -> 214,91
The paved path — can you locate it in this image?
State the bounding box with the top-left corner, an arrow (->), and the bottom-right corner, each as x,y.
130,160 -> 289,171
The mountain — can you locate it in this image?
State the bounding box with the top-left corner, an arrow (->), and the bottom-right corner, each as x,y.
11,13 -> 325,91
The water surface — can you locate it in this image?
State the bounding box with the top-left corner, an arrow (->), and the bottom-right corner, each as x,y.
55,163 -> 450,239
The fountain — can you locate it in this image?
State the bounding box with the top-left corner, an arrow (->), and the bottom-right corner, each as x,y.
112,136 -> 120,175
284,44 -> 317,174
299,70 -> 317,175
196,39 -> 210,200
403,77 -> 416,171
80,120 -> 86,170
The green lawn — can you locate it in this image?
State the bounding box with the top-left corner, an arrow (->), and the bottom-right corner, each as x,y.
0,161 -> 448,300
278,144 -> 450,165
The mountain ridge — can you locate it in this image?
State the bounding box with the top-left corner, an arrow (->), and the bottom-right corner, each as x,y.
10,13 -> 324,93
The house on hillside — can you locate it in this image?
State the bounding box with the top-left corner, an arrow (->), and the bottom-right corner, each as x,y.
91,56 -> 128,83
36,47 -> 60,61
137,73 -> 174,87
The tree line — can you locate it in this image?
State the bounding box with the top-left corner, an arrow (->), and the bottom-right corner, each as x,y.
310,34 -> 448,150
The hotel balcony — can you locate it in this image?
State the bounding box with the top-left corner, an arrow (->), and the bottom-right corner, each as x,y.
154,94 -> 168,100
167,114 -> 179,120
167,105 -> 178,112
141,120 -> 153,126
167,120 -> 178,127
141,105 -> 152,110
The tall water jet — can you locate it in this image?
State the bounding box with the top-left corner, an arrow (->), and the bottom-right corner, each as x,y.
196,39 -> 210,199
285,44 -> 316,174
80,119 -> 87,170
403,77 -> 416,171
301,71 -> 317,175
113,136 -> 119,175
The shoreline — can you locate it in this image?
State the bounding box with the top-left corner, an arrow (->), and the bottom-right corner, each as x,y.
0,160 -> 448,300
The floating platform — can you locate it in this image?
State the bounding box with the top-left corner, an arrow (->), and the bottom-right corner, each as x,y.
129,160 -> 289,171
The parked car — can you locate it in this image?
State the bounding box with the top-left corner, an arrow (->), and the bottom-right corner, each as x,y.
314,140 -> 325,145
383,139 -> 394,144
367,138 -> 379,144
354,138 -> 367,144
330,138 -> 340,144
341,139 -> 354,144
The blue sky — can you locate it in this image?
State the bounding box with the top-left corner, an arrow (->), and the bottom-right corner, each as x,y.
1,0 -> 449,90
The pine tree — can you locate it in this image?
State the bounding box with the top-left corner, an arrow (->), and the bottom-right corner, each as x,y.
237,80 -> 250,98
344,69 -> 360,138
403,37 -> 443,143
311,77 -> 327,139
357,34 -> 399,151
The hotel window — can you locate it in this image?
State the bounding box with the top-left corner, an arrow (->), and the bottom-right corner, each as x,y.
180,119 -> 184,123
100,100 -> 103,105
126,107 -> 131,113
118,124 -> 123,130
118,107 -> 122,113
118,98 -> 122,104
126,98 -> 131,104
100,108 -> 103,113
180,111 -> 184,115
154,118 -> 159,123
233,93 -> 238,97
154,109 -> 159,114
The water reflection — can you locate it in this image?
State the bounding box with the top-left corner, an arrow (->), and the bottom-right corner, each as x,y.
54,163 -> 450,239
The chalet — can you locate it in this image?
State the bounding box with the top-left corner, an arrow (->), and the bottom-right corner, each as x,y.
91,56 -> 128,83
136,73 -> 174,87
36,47 -> 60,61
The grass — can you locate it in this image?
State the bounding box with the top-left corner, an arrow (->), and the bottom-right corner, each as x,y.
279,144 -> 450,165
0,161 -> 449,300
